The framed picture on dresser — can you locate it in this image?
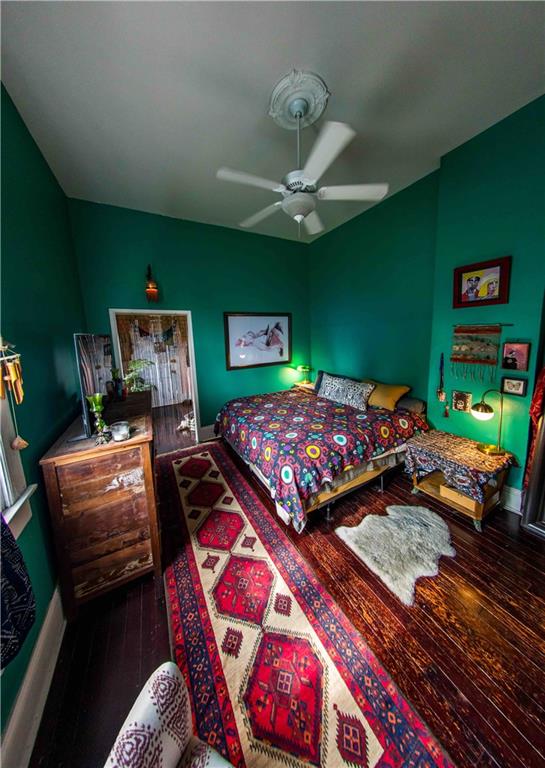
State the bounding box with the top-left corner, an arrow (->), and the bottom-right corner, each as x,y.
224,312 -> 292,370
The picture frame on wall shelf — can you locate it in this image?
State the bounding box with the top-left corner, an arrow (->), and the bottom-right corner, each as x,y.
452,255 -> 511,309
224,312 -> 292,370
452,390 -> 473,412
502,341 -> 530,372
501,377 -> 528,397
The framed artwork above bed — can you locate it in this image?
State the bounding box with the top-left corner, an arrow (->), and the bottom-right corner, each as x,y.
224,312 -> 292,370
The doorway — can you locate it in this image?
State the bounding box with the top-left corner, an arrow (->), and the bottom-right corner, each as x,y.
109,309 -> 201,444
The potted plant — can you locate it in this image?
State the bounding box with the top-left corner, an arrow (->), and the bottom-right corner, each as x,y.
124,359 -> 155,393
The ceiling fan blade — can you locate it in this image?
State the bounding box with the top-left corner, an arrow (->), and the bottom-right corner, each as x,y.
303,210 -> 324,236
317,183 -> 389,201
303,122 -> 356,183
239,202 -> 282,228
217,167 -> 285,193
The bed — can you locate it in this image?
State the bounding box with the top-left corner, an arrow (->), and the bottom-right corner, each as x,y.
214,386 -> 428,532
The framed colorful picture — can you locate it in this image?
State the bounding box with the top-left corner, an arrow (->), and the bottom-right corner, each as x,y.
453,255 -> 511,309
224,312 -> 292,370
452,390 -> 472,412
501,377 -> 528,397
502,341 -> 530,371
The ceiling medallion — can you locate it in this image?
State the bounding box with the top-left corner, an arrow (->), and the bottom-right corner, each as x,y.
268,70 -> 330,130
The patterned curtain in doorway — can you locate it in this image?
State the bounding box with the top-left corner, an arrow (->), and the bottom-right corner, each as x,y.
114,313 -> 192,408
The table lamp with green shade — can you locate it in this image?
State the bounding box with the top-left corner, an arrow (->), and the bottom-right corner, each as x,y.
470,388 -> 506,456
296,364 -> 312,384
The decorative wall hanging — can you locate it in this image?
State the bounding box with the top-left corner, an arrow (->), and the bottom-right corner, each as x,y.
0,338 -> 28,450
501,376 -> 528,397
502,341 -> 530,371
452,390 -> 473,412
224,312 -> 292,370
450,324 -> 501,383
453,255 -> 511,309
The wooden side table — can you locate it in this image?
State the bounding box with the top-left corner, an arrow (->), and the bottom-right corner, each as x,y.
406,430 -> 513,531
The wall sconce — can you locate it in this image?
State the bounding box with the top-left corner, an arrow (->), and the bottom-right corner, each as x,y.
145,264 -> 159,302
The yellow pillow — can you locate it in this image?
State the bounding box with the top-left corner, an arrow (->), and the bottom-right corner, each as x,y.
363,379 -> 411,411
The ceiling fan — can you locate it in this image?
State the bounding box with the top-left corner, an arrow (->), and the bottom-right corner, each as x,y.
217,70 -> 389,237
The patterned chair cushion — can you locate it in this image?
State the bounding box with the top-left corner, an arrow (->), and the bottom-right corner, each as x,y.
104,662 -> 234,768
318,373 -> 375,411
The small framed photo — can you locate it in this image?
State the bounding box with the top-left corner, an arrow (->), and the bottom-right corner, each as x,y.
501,377 -> 528,397
224,312 -> 292,370
502,341 -> 530,372
453,255 -> 511,309
452,390 -> 473,412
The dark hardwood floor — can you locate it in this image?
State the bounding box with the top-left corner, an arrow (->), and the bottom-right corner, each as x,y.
152,402 -> 196,454
29,575 -> 171,768
29,409 -> 545,767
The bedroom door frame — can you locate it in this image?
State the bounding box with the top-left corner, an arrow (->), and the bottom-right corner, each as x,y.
108,308 -> 203,441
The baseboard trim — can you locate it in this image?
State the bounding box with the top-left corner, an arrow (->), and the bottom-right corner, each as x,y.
197,424 -> 217,442
2,587 -> 66,768
502,484 -> 522,515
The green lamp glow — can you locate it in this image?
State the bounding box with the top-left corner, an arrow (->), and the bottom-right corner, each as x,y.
296,364 -> 312,384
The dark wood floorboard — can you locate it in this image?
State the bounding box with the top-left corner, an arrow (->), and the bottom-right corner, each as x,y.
29,575 -> 171,768
29,411 -> 545,768
152,403 -> 196,454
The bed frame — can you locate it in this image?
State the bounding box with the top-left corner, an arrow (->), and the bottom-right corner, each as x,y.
239,445 -> 399,523
304,464 -> 389,519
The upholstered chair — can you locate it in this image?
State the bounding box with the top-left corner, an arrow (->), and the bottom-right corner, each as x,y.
104,661 -> 234,768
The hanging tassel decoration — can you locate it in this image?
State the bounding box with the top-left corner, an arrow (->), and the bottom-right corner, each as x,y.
0,338 -> 29,451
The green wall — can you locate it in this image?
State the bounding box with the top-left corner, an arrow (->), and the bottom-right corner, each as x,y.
309,172 -> 439,401
68,200 -> 310,425
427,96 -> 545,488
1,86 -> 87,728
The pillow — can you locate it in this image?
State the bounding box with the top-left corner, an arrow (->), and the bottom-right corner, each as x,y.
313,369 -> 359,393
363,379 -> 411,411
397,396 -> 426,414
318,373 -> 375,411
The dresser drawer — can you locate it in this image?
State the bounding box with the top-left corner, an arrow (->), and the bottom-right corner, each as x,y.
73,540 -> 153,600
56,447 -> 145,516
65,496 -> 151,565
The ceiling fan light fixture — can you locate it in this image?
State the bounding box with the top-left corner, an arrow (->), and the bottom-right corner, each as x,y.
281,191 -> 316,221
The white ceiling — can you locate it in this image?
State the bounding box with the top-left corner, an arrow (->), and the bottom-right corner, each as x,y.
2,2 -> 544,242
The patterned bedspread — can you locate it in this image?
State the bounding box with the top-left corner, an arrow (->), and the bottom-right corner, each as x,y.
215,388 -> 428,532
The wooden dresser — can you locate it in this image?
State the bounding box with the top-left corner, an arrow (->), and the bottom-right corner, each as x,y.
40,394 -> 160,619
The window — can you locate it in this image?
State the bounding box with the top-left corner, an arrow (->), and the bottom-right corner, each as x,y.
0,399 -> 35,538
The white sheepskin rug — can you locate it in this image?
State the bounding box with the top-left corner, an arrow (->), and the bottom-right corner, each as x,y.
335,505 -> 456,606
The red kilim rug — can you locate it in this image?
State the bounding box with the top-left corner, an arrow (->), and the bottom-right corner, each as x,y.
157,442 -> 453,768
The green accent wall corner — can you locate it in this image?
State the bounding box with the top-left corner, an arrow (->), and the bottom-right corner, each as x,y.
309,172 -> 439,401
1,85 -> 87,729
